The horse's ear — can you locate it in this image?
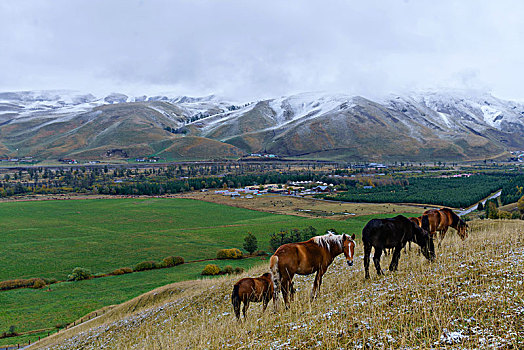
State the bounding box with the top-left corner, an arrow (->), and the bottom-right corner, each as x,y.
351,233 -> 356,240
342,233 -> 347,240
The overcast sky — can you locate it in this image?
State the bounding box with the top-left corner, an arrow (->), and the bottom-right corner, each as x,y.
1,0 -> 523,101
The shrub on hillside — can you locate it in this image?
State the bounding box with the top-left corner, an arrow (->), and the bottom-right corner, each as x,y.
111,267 -> 133,275
134,261 -> 158,272
44,277 -> 58,285
243,232 -> 258,254
216,248 -> 243,259
234,267 -> 244,275
162,256 -> 184,267
201,264 -> 221,276
68,267 -> 92,281
222,265 -> 234,275
32,278 -> 46,289
0,278 -> 47,291
253,250 -> 267,256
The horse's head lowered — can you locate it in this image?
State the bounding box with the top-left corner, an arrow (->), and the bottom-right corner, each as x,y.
342,233 -> 356,266
457,220 -> 469,240
412,223 -> 435,261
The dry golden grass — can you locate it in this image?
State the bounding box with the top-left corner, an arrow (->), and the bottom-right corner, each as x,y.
32,220 -> 524,349
176,192 -> 427,220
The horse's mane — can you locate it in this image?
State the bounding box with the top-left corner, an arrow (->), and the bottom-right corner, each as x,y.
312,232 -> 343,252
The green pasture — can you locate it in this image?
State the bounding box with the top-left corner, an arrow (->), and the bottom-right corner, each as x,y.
0,198 -> 415,345
0,198 -> 365,281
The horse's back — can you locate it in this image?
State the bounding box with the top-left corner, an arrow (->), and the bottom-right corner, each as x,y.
235,277 -> 258,298
273,240 -> 326,275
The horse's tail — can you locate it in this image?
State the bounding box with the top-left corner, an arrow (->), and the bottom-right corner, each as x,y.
232,284 -> 241,319
269,255 -> 280,308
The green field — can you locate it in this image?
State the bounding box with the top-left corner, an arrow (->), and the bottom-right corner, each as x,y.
0,198 -> 415,346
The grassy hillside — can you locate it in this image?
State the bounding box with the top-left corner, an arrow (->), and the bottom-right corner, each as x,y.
31,220 -> 524,349
0,197 -> 413,346
155,136 -> 245,160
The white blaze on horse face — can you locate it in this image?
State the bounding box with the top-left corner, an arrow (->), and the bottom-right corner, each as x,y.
344,239 -> 355,266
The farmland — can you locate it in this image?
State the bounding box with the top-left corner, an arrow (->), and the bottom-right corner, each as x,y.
0,197 -> 419,346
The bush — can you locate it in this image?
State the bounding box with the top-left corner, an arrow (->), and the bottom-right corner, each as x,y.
32,278 -> 46,289
216,248 -> 243,259
67,267 -> 92,281
253,250 -> 267,256
134,261 -> 158,272
162,256 -> 184,267
222,265 -> 234,275
0,278 -> 48,291
44,278 -> 58,285
498,210 -> 512,219
243,232 -> 258,254
111,267 -> 133,275
201,264 -> 221,276
234,267 -> 244,275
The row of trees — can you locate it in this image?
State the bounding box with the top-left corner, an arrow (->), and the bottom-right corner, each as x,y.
325,174 -> 518,208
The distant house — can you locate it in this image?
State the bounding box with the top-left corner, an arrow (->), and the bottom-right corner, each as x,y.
312,185 -> 332,193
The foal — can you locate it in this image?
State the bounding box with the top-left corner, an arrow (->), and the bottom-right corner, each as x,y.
231,272 -> 274,320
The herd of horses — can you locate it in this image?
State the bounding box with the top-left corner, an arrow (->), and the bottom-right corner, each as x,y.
231,207 -> 469,319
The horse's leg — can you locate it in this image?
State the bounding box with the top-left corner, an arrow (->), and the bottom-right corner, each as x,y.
242,300 -> 249,319
281,277 -> 293,309
373,248 -> 383,276
437,227 -> 447,248
262,296 -> 269,313
364,242 -> 372,279
311,269 -> 325,300
389,245 -> 402,272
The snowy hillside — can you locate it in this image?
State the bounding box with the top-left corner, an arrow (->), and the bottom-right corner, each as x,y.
0,89 -> 523,162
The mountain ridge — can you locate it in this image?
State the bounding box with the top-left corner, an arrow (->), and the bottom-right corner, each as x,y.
0,89 -> 522,162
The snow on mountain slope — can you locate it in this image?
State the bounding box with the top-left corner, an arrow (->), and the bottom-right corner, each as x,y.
1,88 -> 524,161
384,90 -> 524,134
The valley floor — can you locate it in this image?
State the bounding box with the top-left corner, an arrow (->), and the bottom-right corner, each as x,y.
175,191 -> 427,220
31,220 -> 524,349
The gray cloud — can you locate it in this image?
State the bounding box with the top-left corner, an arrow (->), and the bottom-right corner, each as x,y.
1,0 -> 523,101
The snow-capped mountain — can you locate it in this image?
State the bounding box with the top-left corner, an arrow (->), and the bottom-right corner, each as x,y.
0,89 -> 522,162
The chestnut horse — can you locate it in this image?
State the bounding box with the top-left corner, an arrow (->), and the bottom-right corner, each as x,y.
231,272 -> 274,320
270,232 -> 356,309
423,208 -> 468,247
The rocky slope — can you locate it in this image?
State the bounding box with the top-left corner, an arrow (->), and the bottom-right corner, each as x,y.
0,90 -> 522,162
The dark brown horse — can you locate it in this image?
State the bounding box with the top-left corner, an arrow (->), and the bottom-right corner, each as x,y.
362,215 -> 435,279
423,208 -> 468,246
270,232 -> 356,309
231,272 -> 274,319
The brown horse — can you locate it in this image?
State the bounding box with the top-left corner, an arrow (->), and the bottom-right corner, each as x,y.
423,208 -> 468,246
231,272 -> 274,320
270,232 -> 356,309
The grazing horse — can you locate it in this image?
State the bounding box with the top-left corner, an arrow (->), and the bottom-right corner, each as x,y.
231,272 -> 274,320
362,215 -> 435,279
270,232 -> 356,309
423,208 -> 468,246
